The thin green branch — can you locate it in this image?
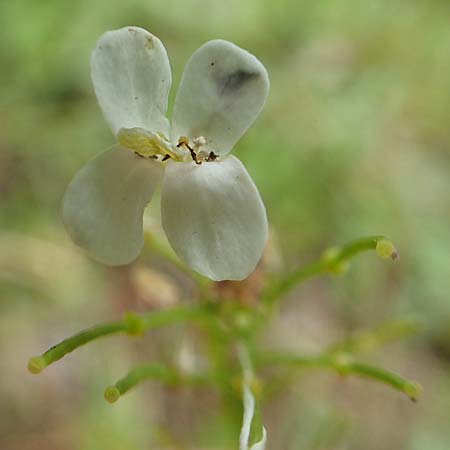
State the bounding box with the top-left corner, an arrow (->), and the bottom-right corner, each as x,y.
256,351 -> 421,401
28,321 -> 128,374
104,362 -> 212,403
344,362 -> 422,401
28,305 -> 212,374
327,316 -> 424,356
262,235 -> 398,305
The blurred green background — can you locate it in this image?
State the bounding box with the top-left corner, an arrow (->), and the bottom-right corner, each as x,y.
1,0 -> 449,449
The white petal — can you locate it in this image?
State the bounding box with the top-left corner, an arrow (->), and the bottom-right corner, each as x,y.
161,156 -> 268,281
91,27 -> 171,136
62,146 -> 163,265
171,40 -> 269,157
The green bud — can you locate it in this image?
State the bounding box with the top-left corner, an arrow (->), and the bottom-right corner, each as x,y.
104,386 -> 120,403
28,356 -> 46,374
404,381 -> 422,402
376,240 -> 398,260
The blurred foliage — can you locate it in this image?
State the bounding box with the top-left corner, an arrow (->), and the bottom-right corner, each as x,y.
0,0 -> 449,449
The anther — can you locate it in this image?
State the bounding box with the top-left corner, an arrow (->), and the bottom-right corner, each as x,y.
193,136 -> 207,147
206,151 -> 218,161
188,147 -> 201,165
177,137 -> 201,165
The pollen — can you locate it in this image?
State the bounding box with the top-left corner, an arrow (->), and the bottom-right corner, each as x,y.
118,127 -> 180,160
177,136 -> 190,147
193,136 -> 207,148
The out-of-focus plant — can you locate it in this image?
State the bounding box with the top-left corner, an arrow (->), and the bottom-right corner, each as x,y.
28,26 -> 422,449
29,233 -> 421,447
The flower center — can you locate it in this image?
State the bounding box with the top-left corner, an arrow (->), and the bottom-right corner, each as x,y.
176,136 -> 218,165
118,128 -> 218,165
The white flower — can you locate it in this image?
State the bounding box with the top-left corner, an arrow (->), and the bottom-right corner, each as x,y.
62,27 -> 269,281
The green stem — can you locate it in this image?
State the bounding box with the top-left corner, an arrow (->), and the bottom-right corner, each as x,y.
28,305 -> 211,374
256,352 -> 421,401
327,316 -> 424,356
344,362 -> 422,401
104,363 -> 212,403
262,235 -> 396,305
28,322 -> 128,374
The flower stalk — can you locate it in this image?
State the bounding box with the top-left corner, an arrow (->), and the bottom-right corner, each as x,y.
104,362 -> 212,403
326,316 -> 424,356
28,306 -> 211,374
256,351 -> 421,401
263,235 -> 398,306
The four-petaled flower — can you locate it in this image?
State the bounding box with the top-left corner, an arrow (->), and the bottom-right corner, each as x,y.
63,27 -> 270,281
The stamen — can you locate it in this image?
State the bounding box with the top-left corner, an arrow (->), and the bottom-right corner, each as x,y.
206,151 -> 218,162
118,127 -> 182,161
134,151 -> 158,160
177,137 -> 201,165
193,136 -> 207,147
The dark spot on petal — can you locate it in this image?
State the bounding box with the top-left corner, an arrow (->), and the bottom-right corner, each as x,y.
145,36 -> 154,50
134,96 -> 138,100
215,70 -> 259,95
210,61 -> 215,66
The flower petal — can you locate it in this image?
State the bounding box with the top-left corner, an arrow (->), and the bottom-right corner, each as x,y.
171,40 -> 269,157
161,156 -> 268,281
62,146 -> 163,265
91,27 -> 171,136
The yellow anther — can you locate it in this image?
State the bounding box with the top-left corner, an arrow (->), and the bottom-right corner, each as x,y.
118,127 -> 179,159
177,136 -> 190,147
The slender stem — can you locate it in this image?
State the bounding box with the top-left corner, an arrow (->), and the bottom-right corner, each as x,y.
262,235 -> 396,305
255,352 -> 329,370
327,316 -> 424,356
344,362 -> 422,401
28,305 -> 212,374
28,322 -> 128,373
256,351 -> 421,401
104,363 -> 212,403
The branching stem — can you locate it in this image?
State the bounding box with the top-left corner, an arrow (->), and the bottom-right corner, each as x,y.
262,235 -> 397,306
104,363 -> 212,403
28,306 -> 211,374
256,351 -> 421,401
